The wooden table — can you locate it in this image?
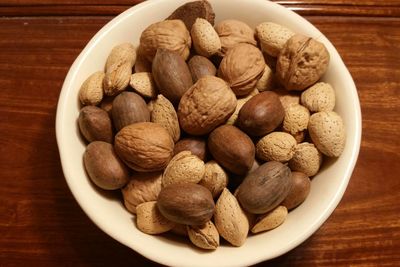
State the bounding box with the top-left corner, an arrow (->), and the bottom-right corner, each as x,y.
1,1 -> 399,266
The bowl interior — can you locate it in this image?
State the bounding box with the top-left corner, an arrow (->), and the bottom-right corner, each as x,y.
56,0 -> 361,266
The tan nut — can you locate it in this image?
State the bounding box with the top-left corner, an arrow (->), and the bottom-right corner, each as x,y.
301,82 -> 336,112
105,43 -> 136,71
226,89 -> 259,125
121,172 -> 162,214
191,18 -> 221,57
273,88 -> 301,110
199,160 -> 229,198
289,142 -> 322,177
215,19 -> 257,56
129,72 -> 157,99
251,206 -> 288,233
150,94 -> 180,142
255,22 -> 295,57
256,132 -> 297,162
187,220 -> 219,250
308,111 -> 346,157
256,65 -> 274,92
136,201 -> 175,235
79,71 -> 104,106
283,103 -> 310,135
214,188 -> 249,247
162,151 -> 205,187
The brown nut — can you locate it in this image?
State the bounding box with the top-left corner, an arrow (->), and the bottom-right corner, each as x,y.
308,111 -> 345,157
256,65 -> 274,92
114,122 -> 174,172
136,201 -> 176,235
157,183 -> 215,225
100,96 -> 115,115
111,92 -> 150,131
79,71 -> 104,106
237,91 -> 285,136
78,106 -> 113,143
300,82 -> 336,112
289,142 -> 322,177
173,137 -> 207,161
256,132 -> 297,162
273,88 -> 301,110
215,19 -> 257,56
218,43 -> 265,96
187,220 -> 219,250
178,76 -> 237,135
188,55 -> 217,82
199,160 -> 229,198
276,34 -> 330,91
281,172 -> 311,210
152,48 -> 193,105
135,45 -> 152,73
237,161 -> 292,214
129,72 -> 157,99
251,206 -> 288,234
150,94 -> 180,142
167,0 -> 215,31
226,89 -> 259,125
83,141 -> 130,190
162,151 -> 205,187
121,172 -> 162,214
208,125 -> 255,175
214,188 -> 249,247
140,20 -> 191,62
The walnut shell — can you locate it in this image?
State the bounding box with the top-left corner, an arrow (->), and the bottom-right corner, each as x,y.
214,19 -> 257,56
114,122 -> 174,172
139,20 -> 191,62
121,172 -> 162,214
218,43 -> 266,96
178,76 -> 237,135
276,34 -> 330,91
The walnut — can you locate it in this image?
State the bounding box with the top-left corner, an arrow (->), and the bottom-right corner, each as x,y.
218,43 -> 265,96
139,20 -> 191,62
178,76 -> 237,135
276,34 -> 330,91
214,19 -> 257,56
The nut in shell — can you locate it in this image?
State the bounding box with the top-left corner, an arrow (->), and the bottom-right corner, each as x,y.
178,76 -> 237,135
256,132 -> 297,162
256,65 -> 274,92
139,20 -> 191,62
215,19 -> 257,56
187,220 -> 219,250
226,89 -> 259,125
78,106 -> 113,143
255,22 -> 294,57
79,71 -> 104,106
191,18 -> 221,57
162,151 -> 205,187
121,172 -> 162,214
281,172 -> 311,210
114,122 -> 174,172
199,160 -> 229,198
129,72 -> 157,99
251,206 -> 288,234
283,103 -> 310,135
218,43 -> 266,96
214,188 -> 249,247
276,34 -> 330,91
308,111 -> 345,157
173,137 -> 207,161
150,94 -> 180,142
289,142 -> 322,177
136,201 -> 175,235
188,55 -> 217,82
301,82 -> 336,112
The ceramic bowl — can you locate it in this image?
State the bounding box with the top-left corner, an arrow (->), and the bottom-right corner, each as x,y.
56,0 -> 362,266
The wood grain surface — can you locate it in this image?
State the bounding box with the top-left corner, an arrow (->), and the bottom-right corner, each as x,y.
0,1 -> 399,266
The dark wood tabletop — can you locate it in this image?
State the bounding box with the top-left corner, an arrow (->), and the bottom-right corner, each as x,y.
1,0 -> 399,266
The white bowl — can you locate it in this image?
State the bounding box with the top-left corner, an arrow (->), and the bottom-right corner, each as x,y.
56,0 -> 362,266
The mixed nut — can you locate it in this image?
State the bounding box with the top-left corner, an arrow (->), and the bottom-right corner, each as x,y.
77,0 -> 346,250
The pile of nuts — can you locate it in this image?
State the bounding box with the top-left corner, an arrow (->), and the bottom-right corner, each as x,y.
78,0 -> 346,250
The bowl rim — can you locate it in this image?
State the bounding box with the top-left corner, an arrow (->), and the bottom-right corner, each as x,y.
56,0 -> 362,266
